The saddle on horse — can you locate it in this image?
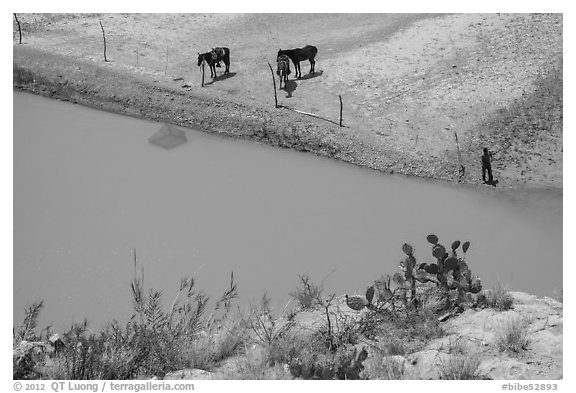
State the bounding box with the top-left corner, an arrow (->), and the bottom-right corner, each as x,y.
211,48 -> 226,67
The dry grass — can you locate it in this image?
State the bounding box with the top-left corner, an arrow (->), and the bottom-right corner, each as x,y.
482,282 -> 515,311
438,352 -> 484,380
495,316 -> 531,354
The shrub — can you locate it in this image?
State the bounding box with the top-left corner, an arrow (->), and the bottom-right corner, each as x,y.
288,344 -> 369,380
496,316 -> 530,354
15,253 -> 243,379
246,293 -> 294,366
438,352 -> 485,380
480,282 -> 514,311
361,349 -> 406,380
289,274 -> 324,310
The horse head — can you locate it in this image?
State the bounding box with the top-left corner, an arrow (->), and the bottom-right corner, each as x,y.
197,53 -> 203,67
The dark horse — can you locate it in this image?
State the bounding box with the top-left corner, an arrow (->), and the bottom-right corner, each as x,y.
276,54 -> 291,89
197,47 -> 230,79
277,45 -> 317,79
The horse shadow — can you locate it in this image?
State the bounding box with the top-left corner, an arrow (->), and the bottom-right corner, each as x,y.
297,70 -> 324,80
282,79 -> 298,97
204,72 -> 237,85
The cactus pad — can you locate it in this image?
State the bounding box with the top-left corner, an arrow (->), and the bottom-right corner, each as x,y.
432,244 -> 446,259
426,234 -> 439,245
345,294 -> 368,311
451,240 -> 461,251
365,286 -> 375,304
444,257 -> 459,271
424,263 -> 439,274
402,243 -> 414,256
462,241 -> 470,253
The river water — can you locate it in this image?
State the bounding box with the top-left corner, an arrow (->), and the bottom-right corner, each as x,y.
13,92 -> 562,330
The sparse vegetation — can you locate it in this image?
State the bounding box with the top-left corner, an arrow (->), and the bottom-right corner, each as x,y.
496,316 -> 531,354
438,352 -> 485,380
480,282 -> 515,311
289,274 -> 324,310
13,254 -> 243,380
361,350 -> 407,380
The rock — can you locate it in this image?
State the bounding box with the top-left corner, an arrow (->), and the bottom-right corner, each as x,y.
405,349 -> 451,379
49,333 -> 65,352
528,330 -> 562,357
478,358 -> 531,379
164,368 -> 213,380
13,340 -> 47,360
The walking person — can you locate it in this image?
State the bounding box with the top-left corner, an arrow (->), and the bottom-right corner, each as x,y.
481,147 -> 493,183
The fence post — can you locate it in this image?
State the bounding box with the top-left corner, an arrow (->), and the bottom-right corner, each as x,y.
267,62 -> 278,108
165,45 -> 169,76
454,131 -> 465,181
201,60 -> 205,87
14,14 -> 22,44
99,21 -> 108,62
339,95 -> 343,127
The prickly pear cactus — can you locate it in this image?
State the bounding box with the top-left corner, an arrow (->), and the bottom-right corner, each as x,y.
415,234 -> 482,309
345,285 -> 376,311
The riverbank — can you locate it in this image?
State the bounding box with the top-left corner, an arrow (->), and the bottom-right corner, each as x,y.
13,13 -> 562,192
14,286 -> 563,380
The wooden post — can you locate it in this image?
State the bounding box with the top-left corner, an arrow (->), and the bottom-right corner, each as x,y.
339,95 -> 343,127
14,14 -> 22,44
267,62 -> 278,108
201,60 -> 205,87
99,21 -> 108,62
454,131 -> 465,181
165,45 -> 169,76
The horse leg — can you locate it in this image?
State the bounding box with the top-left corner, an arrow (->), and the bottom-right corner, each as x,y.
294,62 -> 300,78
310,59 -> 315,74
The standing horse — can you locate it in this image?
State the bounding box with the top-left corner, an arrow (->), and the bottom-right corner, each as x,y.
277,45 -> 317,79
276,54 -> 291,89
197,47 -> 230,79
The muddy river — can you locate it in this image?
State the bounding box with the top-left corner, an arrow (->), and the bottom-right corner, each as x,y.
13,92 -> 562,329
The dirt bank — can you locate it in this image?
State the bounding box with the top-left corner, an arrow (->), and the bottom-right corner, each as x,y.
13,13 -> 562,193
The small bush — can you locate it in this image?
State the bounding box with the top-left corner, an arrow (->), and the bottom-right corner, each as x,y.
288,344 -> 369,380
186,318 -> 246,371
496,316 -> 530,354
245,293 -> 294,366
289,274 -> 324,310
480,282 -> 514,311
361,348 -> 406,380
438,352 -> 485,380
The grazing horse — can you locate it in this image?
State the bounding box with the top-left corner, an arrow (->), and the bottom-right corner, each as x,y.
276,54 -> 291,89
277,45 -> 317,79
197,47 -> 230,79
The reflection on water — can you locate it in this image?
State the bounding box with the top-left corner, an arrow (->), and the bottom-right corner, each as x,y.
13,92 -> 562,330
